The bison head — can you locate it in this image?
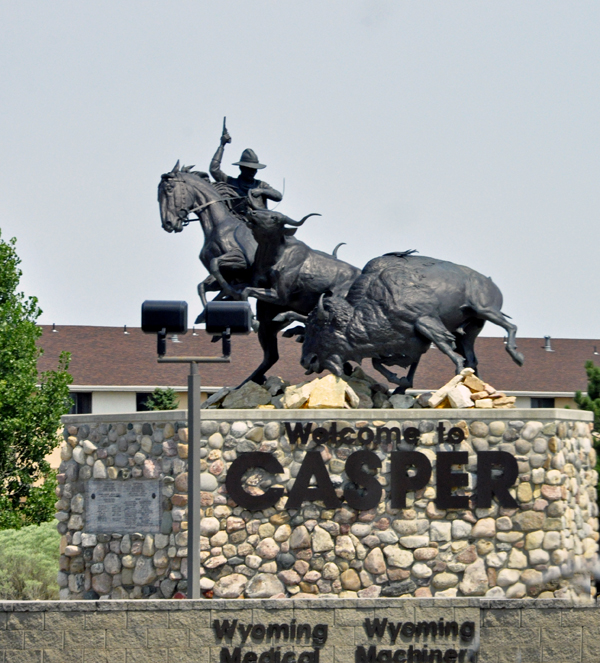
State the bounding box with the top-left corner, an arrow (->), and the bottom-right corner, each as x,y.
301,294 -> 354,376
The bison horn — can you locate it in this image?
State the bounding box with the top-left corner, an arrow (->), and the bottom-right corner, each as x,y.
171,160 -> 180,174
285,213 -> 321,227
317,293 -> 329,322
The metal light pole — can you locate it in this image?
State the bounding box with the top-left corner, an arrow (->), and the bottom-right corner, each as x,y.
158,346 -> 230,599
142,299 -> 251,599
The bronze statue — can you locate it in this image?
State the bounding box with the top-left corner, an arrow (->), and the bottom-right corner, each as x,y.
299,253 -> 524,392
209,119 -> 282,216
159,121 -> 524,389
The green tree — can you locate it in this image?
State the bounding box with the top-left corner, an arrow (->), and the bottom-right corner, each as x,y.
574,361 -> 600,492
0,231 -> 72,529
145,387 -> 179,411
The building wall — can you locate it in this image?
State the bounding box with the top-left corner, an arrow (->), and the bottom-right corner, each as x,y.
91,391 -> 137,414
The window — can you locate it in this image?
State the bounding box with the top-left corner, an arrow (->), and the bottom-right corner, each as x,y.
136,393 -> 152,412
69,392 -> 92,414
531,397 -> 555,408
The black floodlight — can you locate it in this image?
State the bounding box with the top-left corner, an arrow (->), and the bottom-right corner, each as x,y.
141,300 -> 187,356
204,301 -> 253,335
141,301 -> 188,335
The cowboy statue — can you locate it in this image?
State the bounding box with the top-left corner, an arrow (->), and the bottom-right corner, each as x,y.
210,120 -> 282,215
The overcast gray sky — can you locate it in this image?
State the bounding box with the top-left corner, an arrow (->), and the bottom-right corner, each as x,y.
0,1 -> 598,338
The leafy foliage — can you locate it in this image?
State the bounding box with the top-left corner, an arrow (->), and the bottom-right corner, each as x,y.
0,230 -> 72,529
145,387 -> 179,411
575,361 -> 600,489
0,521 -> 60,599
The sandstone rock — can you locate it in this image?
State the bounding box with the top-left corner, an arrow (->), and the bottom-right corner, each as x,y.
410,563 -> 432,580
306,375 -> 347,408
471,518 -> 496,538
521,421 -> 544,441
447,385 -> 474,409
399,535 -> 429,549
312,526 -> 334,552
464,375 -> 486,393
428,375 -> 464,408
256,538 -> 280,560
451,520 -> 472,539
245,573 -> 285,598
200,517 -> 220,537
431,572 -> 459,590
132,557 -> 156,585
475,398 -> 493,409
383,546 -> 413,568
335,536 -> 356,560
430,522 -> 451,542
214,573 -> 247,598
505,582 -> 527,599
515,511 -> 545,531
282,382 -> 314,409
459,558 -> 488,596
278,569 -> 301,585
340,568 -> 361,591
222,382 -> 271,409
91,573 -> 112,595
508,549 -> 528,569
364,548 -> 386,575
289,526 -> 311,549
486,552 -> 507,568
358,585 -> 382,598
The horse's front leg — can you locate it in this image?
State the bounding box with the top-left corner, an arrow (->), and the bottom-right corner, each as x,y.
241,287 -> 282,305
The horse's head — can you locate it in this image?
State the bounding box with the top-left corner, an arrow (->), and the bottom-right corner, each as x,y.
158,161 -> 209,233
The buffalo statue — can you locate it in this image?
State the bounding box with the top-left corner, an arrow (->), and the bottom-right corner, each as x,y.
298,252 -> 524,393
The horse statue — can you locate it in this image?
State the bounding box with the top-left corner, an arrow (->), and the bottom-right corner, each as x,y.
158,161 -> 257,307
158,162 -> 305,385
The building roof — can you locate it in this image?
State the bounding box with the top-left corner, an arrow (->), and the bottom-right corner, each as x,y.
36,325 -> 599,394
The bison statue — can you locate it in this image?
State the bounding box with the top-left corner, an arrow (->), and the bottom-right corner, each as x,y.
298,252 -> 524,393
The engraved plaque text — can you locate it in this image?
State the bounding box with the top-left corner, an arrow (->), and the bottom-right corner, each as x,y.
85,480 -> 161,533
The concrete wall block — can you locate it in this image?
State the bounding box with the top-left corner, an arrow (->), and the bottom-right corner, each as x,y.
4,651 -> 41,663
482,609 -> 520,628
582,627 -> 600,662
147,628 -> 188,649
541,627 -> 582,661
84,613 -> 126,631
497,645 -> 541,663
5,614 -> 43,631
334,608 -> 374,626
0,632 -> 24,650
64,630 -> 105,649
44,612 -> 85,631
105,627 -> 147,650
126,612 -> 169,629
82,649 -> 125,663
22,630 -> 63,650
42,649 -> 83,663
521,608 -> 563,628
123,648 -> 167,663
561,608 -> 600,627
480,627 -> 540,646
166,610 -> 210,631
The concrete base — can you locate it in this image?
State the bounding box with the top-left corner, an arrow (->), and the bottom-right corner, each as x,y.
1,597 -> 599,662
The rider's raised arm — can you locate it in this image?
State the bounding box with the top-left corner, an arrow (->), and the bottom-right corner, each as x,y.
209,143 -> 228,183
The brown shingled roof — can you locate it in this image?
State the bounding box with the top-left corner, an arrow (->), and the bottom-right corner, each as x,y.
36,325 -> 598,393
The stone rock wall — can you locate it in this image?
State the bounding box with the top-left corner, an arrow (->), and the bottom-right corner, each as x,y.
57,409 -> 599,601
